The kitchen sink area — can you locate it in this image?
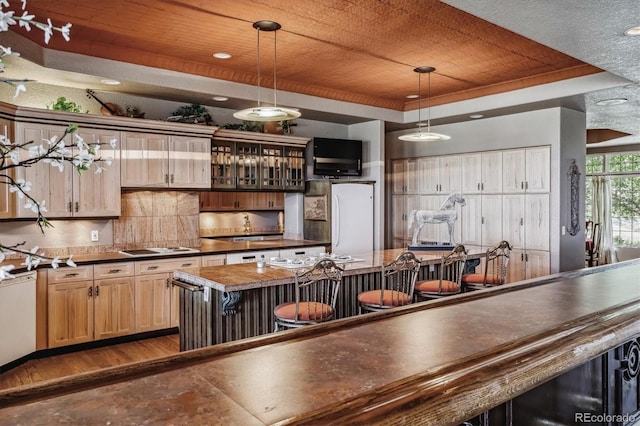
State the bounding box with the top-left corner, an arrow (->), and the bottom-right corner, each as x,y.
118,247 -> 201,257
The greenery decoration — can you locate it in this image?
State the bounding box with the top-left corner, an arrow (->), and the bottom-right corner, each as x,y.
168,103 -> 212,124
47,96 -> 87,113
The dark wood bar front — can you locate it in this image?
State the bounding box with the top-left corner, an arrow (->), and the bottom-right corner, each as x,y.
0,260 -> 638,425
172,248 -> 483,350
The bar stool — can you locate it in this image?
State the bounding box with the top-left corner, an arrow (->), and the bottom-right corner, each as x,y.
414,244 -> 468,300
274,259 -> 343,331
462,240 -> 512,291
357,251 -> 422,313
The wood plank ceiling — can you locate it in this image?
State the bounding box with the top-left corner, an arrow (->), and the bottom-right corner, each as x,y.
8,0 -> 601,111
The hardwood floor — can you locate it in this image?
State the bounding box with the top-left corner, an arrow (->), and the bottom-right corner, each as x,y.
0,334 -> 179,390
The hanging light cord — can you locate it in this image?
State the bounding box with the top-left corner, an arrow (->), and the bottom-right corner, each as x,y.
256,28 -> 261,107
417,70 -> 422,131
426,70 -> 431,132
273,28 -> 278,108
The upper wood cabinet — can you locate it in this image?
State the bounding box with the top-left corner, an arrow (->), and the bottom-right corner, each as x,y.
210,130 -> 308,192
200,191 -> 284,211
14,123 -> 121,218
0,118 -> 14,219
391,159 -> 419,194
121,132 -> 211,189
418,156 -> 461,195
461,152 -> 503,194
502,146 -> 550,193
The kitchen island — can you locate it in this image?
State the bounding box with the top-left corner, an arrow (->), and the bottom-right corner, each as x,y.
172,248 -> 484,350
0,260 -> 638,425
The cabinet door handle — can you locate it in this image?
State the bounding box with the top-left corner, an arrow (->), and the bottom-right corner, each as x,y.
64,272 -> 79,278
525,181 -> 529,190
181,263 -> 194,267
525,253 -> 529,262
88,286 -> 93,298
481,217 -> 485,225
108,269 -> 122,274
95,285 -> 99,297
481,183 -> 484,191
166,278 -> 170,288
520,218 -> 524,226
521,253 -> 524,261
477,183 -> 480,190
148,266 -> 159,270
68,201 -> 73,212
521,181 -> 524,189
170,174 -> 174,183
165,174 -> 169,183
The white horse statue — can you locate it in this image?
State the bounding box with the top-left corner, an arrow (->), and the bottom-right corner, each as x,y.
408,192 -> 466,246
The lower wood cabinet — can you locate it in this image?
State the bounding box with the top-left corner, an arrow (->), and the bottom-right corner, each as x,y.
93,263 -> 135,340
507,249 -> 550,283
46,258 -> 202,348
134,273 -> 172,332
48,278 -> 94,348
134,256 -> 201,332
47,263 -> 135,348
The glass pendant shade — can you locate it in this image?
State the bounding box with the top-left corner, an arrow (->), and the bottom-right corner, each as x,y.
399,66 -> 450,142
234,21 -> 301,122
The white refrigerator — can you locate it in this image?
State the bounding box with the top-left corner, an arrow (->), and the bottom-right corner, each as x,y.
304,181 -> 374,255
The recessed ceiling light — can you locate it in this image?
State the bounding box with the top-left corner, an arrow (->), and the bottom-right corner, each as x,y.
469,114 -> 484,119
624,25 -> 640,36
212,96 -> 228,101
406,94 -> 419,99
596,98 -> 628,106
213,52 -> 232,59
100,79 -> 121,85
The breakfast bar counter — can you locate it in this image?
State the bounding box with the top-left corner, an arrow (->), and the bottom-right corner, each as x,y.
171,248 -> 484,350
1,260 -> 638,425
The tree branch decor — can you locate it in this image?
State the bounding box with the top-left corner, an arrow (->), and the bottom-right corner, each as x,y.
0,1 -> 114,280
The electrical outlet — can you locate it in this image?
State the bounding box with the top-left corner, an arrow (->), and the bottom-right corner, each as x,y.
91,230 -> 99,242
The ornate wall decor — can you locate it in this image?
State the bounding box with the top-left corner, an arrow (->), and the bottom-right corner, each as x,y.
304,195 -> 328,221
566,159 -> 581,236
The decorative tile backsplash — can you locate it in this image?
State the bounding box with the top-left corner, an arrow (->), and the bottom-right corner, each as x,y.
114,191 -> 201,249
1,191 -> 202,259
2,191 -> 285,259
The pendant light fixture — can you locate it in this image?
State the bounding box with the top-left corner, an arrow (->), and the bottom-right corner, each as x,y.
399,66 -> 450,141
234,20 -> 301,122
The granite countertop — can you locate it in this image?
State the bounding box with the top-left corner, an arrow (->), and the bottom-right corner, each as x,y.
173,248 -> 476,292
0,238 -> 328,271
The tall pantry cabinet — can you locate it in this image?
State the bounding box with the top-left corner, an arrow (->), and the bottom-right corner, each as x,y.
391,146 -> 551,282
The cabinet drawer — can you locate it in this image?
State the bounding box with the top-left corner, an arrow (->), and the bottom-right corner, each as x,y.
94,262 -> 135,279
135,257 -> 201,275
47,265 -> 94,283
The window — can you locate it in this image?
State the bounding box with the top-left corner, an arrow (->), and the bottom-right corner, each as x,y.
586,153 -> 640,247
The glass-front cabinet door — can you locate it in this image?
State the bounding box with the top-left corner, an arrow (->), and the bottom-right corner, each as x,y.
260,145 -> 284,190
211,140 -> 235,189
235,142 -> 260,189
283,146 -> 305,191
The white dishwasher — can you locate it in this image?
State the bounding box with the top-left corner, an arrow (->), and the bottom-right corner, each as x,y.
0,270 -> 36,367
